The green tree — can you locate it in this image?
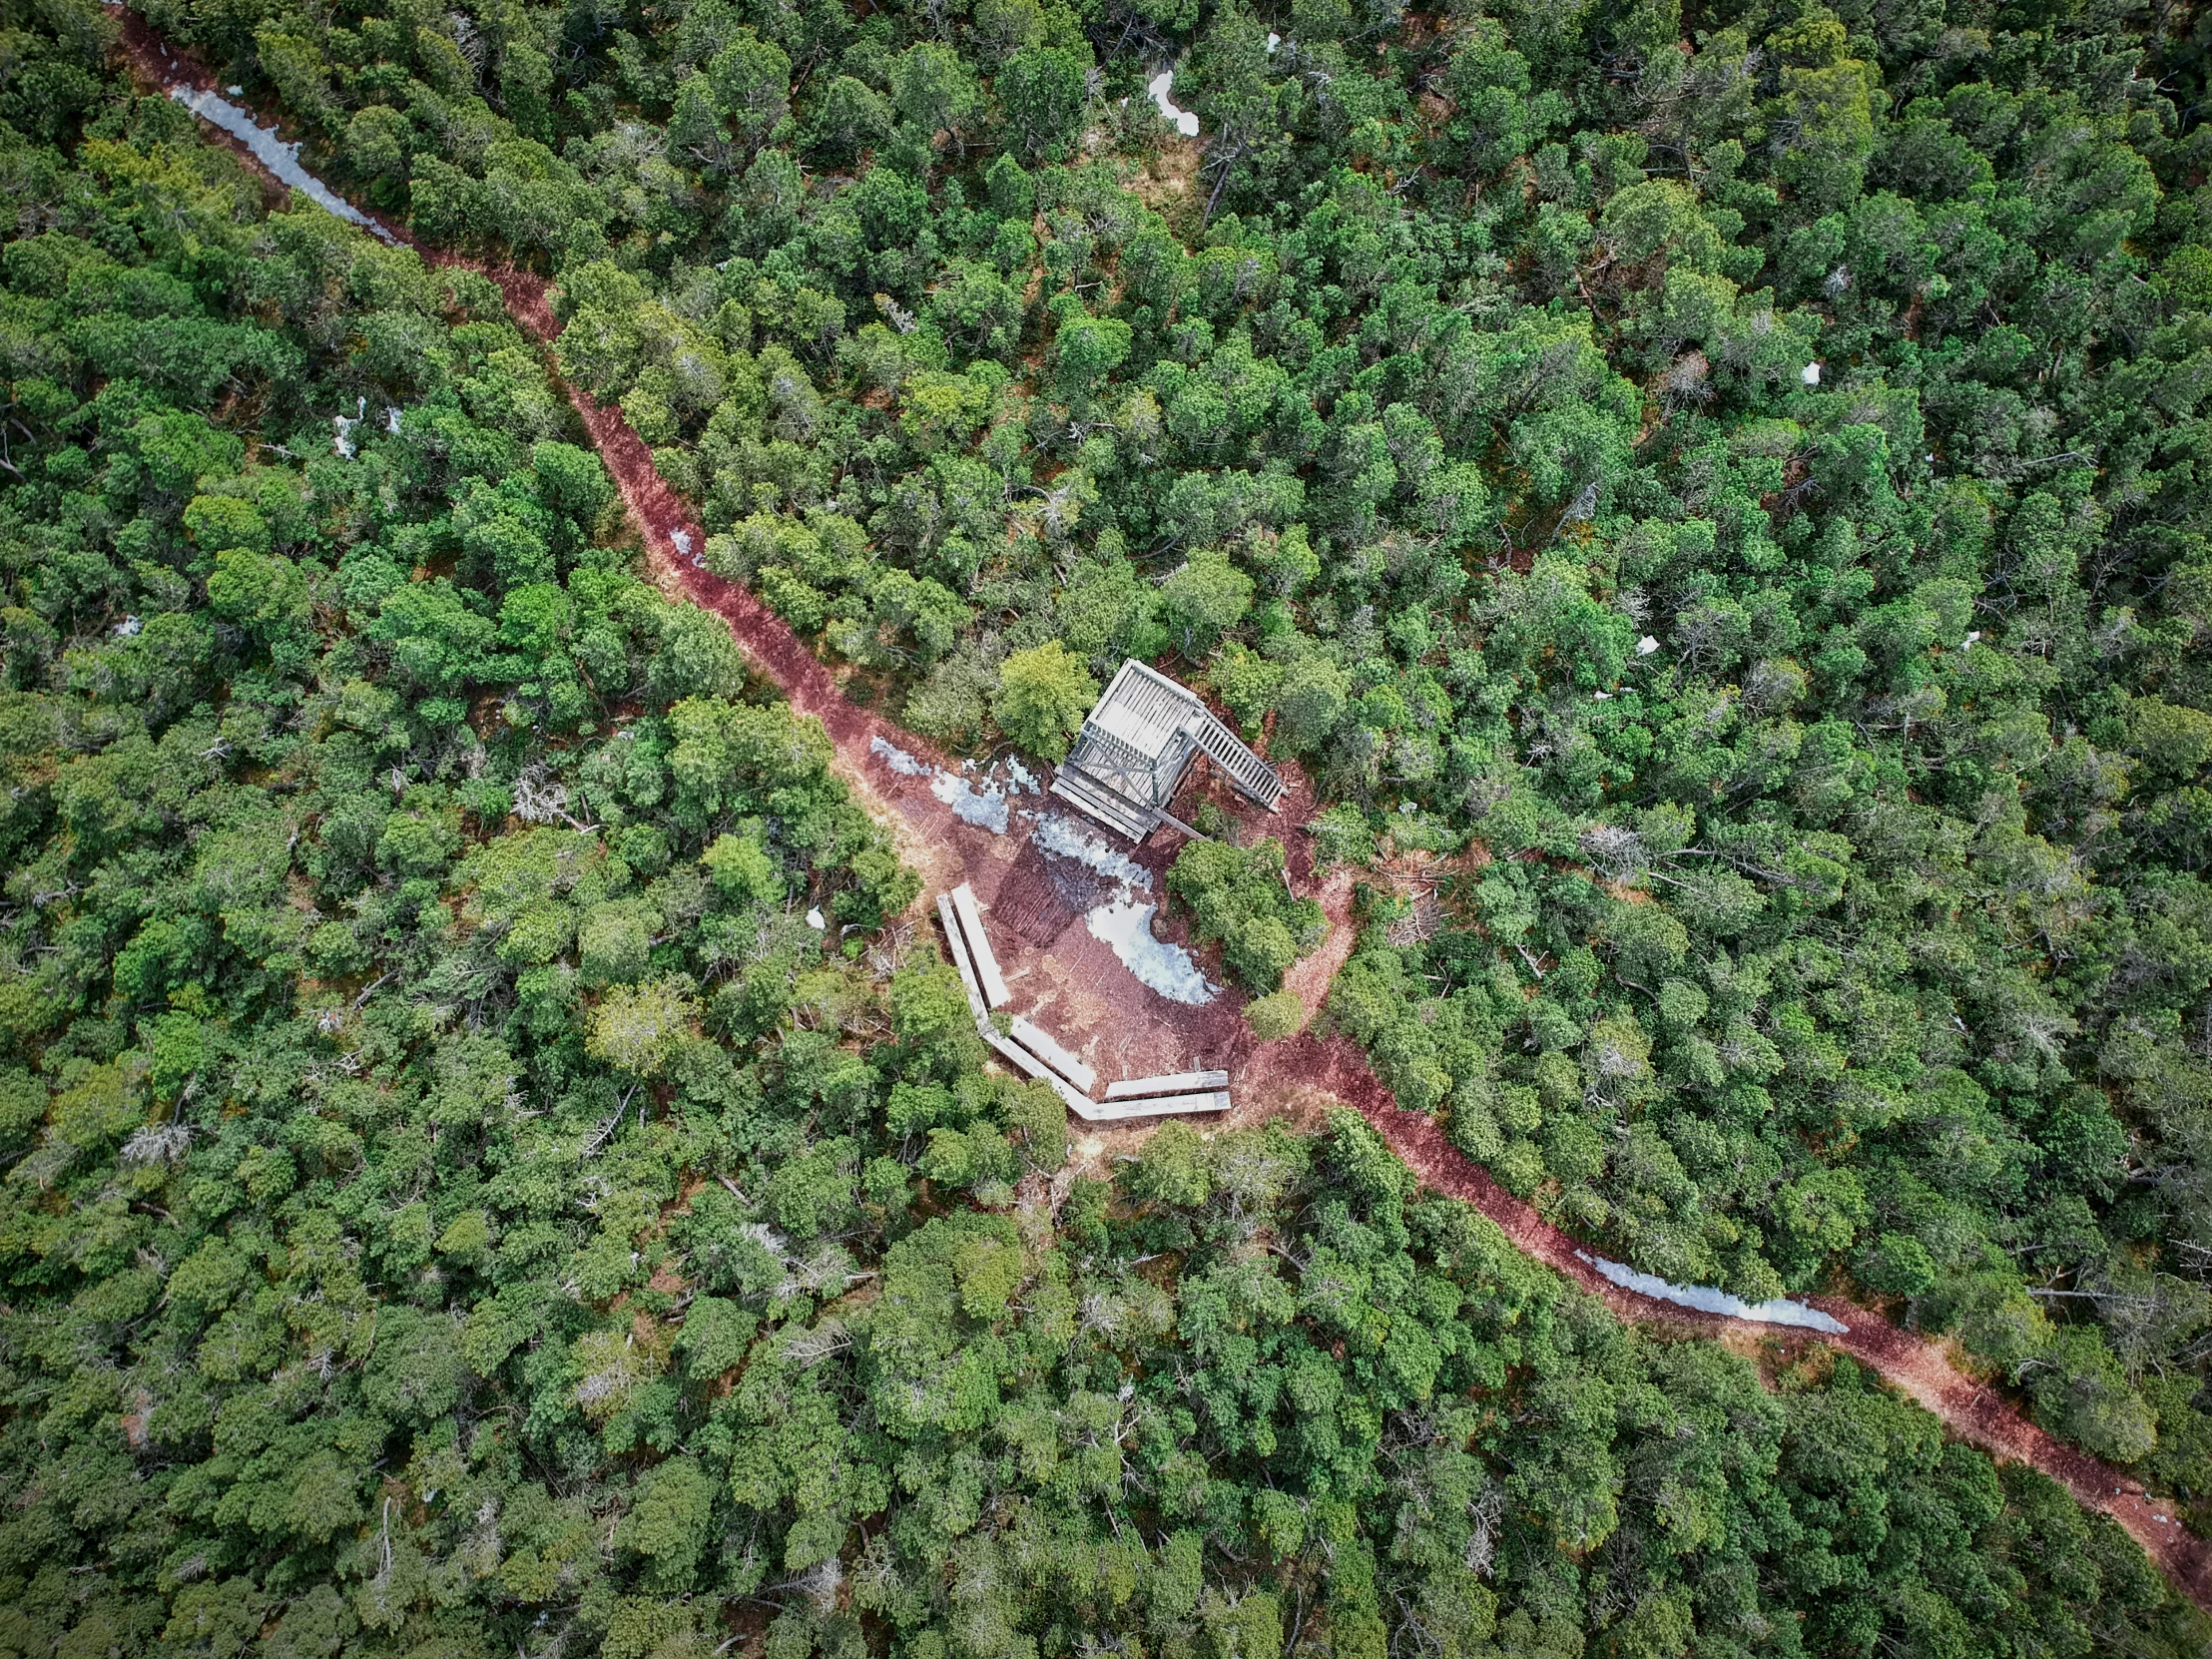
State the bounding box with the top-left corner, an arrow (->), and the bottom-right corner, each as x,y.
992,640 -> 1097,760
996,46 -> 1087,161
1161,551 -> 1254,660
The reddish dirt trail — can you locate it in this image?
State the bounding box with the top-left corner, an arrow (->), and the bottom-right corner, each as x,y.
1367,1103 -> 2212,1605
107,13 -> 2212,1611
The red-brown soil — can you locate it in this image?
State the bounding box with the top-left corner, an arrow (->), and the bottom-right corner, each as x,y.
107,10 -> 2212,1611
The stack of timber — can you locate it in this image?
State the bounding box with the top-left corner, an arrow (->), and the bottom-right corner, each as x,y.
933,885 -> 1232,1123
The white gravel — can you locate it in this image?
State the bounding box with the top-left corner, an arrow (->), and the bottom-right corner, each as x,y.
930,770 -> 1010,833
869,735 -> 931,777
1574,1251 -> 1849,1334
1086,898 -> 1217,1005
1032,812 -> 1154,889
168,87 -> 399,243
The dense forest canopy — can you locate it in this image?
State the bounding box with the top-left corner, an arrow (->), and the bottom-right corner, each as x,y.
101,0 -> 2212,1499
4,0 -> 2212,1651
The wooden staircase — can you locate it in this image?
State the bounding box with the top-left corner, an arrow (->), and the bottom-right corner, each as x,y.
1191,714 -> 1285,810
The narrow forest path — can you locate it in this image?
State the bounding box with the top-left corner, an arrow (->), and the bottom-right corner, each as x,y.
104,8 -> 2212,1611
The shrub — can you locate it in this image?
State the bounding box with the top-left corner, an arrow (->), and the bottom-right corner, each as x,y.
1245,988 -> 1306,1040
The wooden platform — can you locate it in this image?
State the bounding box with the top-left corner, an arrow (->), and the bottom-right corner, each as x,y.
1080,1090 -> 1232,1121
978,1024 -> 1095,1115
1053,660 -> 1285,844
1105,1069 -> 1230,1099
947,883 -> 1009,1007
936,892 -> 989,1019
1009,1016 -> 1097,1093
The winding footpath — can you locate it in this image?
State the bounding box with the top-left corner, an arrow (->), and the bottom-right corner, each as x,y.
105,9 -> 2212,1611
